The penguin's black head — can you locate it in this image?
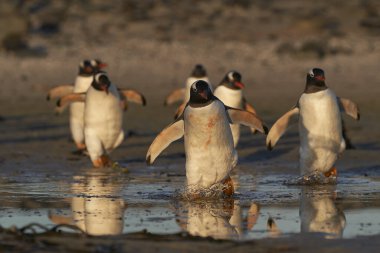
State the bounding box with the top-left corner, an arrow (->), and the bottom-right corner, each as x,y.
189,80 -> 214,106
79,60 -> 96,76
91,59 -> 108,72
221,71 -> 245,90
305,68 -> 327,93
191,64 -> 207,78
92,72 -> 111,94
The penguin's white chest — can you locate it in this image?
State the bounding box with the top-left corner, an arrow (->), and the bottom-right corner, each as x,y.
84,85 -> 123,151
214,86 -> 243,109
70,75 -> 94,143
73,75 -> 93,93
214,86 -> 243,147
184,77 -> 211,102
184,100 -> 235,188
70,76 -> 93,121
298,89 -> 343,174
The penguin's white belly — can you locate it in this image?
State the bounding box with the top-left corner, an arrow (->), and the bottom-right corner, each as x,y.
214,86 -> 243,147
184,77 -> 211,102
84,85 -> 123,152
70,76 -> 93,143
184,101 -> 235,188
299,89 -> 343,174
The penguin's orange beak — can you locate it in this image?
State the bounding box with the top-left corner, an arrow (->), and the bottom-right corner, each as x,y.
199,90 -> 208,100
98,62 -> 108,69
234,81 -> 245,89
315,75 -> 325,81
101,84 -> 109,94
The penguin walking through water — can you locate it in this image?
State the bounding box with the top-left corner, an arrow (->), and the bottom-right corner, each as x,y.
57,73 -> 125,167
47,59 -> 107,153
147,80 -> 267,197
48,60 -> 146,155
266,68 -> 360,180
164,64 -> 212,119
214,71 -> 260,147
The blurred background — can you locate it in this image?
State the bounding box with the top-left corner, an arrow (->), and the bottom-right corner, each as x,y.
0,0 -> 379,133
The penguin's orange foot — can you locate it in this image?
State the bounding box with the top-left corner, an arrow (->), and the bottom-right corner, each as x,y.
324,167 -> 338,178
72,143 -> 87,156
93,155 -> 112,168
75,142 -> 86,151
222,176 -> 234,197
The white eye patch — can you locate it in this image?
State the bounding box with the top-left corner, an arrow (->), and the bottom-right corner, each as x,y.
308,69 -> 314,77
95,73 -> 107,83
227,71 -> 234,81
79,61 -> 84,68
191,82 -> 198,92
90,59 -> 97,66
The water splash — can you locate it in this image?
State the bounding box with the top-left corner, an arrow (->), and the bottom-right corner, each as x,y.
174,183 -> 231,201
285,173 -> 337,186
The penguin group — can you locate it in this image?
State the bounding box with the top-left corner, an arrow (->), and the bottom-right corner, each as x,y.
47,62 -> 360,197
47,60 -> 146,167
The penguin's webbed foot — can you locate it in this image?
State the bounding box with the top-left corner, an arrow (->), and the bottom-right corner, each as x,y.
93,155 -> 112,168
222,176 -> 234,197
324,167 -> 338,178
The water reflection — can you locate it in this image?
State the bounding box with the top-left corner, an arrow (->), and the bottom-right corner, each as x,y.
300,186 -> 346,238
49,172 -> 126,235
174,174 -> 261,240
175,199 -> 237,239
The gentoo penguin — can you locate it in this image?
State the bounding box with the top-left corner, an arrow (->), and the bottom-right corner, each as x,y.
47,59 -> 107,153
214,71 -> 260,147
57,73 -> 124,167
164,64 -> 212,119
266,68 -> 360,178
146,80 -> 267,196
49,60 -> 146,154
83,72 -> 125,167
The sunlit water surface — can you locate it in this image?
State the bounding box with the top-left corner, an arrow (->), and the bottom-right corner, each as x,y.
0,165 -> 379,240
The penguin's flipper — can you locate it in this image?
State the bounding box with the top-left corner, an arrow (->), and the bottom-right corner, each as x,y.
338,97 -> 360,120
118,89 -> 146,106
46,85 -> 74,100
243,97 -> 258,133
226,107 -> 267,134
266,107 -> 299,150
164,88 -> 185,106
243,97 -> 257,115
56,93 -> 86,114
174,102 -> 187,119
146,119 -> 184,165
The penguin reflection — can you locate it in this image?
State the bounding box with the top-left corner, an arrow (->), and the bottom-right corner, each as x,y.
176,199 -> 239,240
300,187 -> 346,238
49,173 -> 126,235
175,198 -> 260,240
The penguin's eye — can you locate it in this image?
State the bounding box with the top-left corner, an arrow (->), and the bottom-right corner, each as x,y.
192,86 -> 197,92
308,69 -> 314,77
